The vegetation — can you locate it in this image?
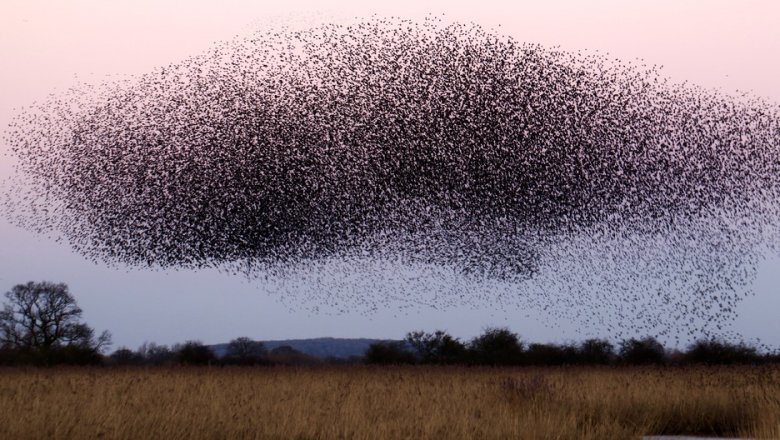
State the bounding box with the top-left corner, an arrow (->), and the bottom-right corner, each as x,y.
0,366 -> 778,439
222,336 -> 268,366
0,281 -> 110,365
405,330 -> 467,364
175,341 -> 217,366
3,282 -> 777,367
363,328 -> 779,367
684,338 -> 762,365
618,336 -> 667,365
364,341 -> 416,365
3,281 -> 780,438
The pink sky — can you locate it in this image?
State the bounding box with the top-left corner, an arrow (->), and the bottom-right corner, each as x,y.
1,0 -> 779,348
2,0 -> 778,103
2,0 -> 778,171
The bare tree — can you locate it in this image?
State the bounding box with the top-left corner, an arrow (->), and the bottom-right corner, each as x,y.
137,342 -> 175,365
224,337 -> 267,365
0,281 -> 111,353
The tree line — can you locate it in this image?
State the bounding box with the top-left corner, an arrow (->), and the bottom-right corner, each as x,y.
365,328 -> 780,366
0,281 -> 327,366
104,338 -> 328,367
2,281 -> 778,367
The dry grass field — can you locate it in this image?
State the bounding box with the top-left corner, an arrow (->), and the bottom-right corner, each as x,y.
0,366 -> 778,439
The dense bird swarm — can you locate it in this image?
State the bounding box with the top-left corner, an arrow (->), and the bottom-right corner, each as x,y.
4,18 -> 780,338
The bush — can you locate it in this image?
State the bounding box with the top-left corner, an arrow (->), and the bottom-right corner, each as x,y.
0,346 -> 104,366
175,341 -> 216,366
364,341 -> 415,365
469,327 -> 524,366
684,339 -> 761,365
619,337 -> 666,365
138,342 -> 176,366
578,339 -> 615,365
266,346 -> 321,365
405,330 -> 467,364
222,337 -> 268,366
526,343 -> 576,365
0,344 -> 13,365
108,347 -> 145,366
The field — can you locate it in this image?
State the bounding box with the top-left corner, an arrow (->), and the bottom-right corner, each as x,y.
1,366 -> 779,439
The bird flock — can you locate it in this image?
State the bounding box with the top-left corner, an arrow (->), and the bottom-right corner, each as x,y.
4,17 -> 780,339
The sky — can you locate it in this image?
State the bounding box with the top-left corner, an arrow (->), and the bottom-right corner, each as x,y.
1,0 -> 779,350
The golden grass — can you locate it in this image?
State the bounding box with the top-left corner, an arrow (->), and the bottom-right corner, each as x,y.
0,366 -> 778,439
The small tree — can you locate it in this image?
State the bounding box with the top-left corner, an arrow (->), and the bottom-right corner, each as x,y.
405,330 -> 467,364
578,339 -> 615,365
0,281 -> 111,364
619,337 -> 666,365
138,342 -> 175,366
469,327 -> 524,366
526,343 -> 576,365
109,347 -> 145,366
223,337 -> 267,365
684,339 -> 760,365
364,341 -> 415,365
267,345 -> 321,365
175,340 -> 216,365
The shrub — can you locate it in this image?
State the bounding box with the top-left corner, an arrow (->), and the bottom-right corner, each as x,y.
175,341 -> 216,366
469,327 -> 524,366
138,342 -> 176,366
578,338 -> 615,365
222,337 -> 268,366
619,337 -> 666,365
364,341 -> 415,365
405,330 -> 467,364
108,347 -> 145,366
526,343 -> 576,365
266,346 -> 321,365
684,339 -> 761,365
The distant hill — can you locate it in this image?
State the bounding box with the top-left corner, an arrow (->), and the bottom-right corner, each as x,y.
210,337 -> 396,359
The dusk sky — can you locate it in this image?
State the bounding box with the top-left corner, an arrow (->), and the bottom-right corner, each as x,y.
1,0 -> 779,350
